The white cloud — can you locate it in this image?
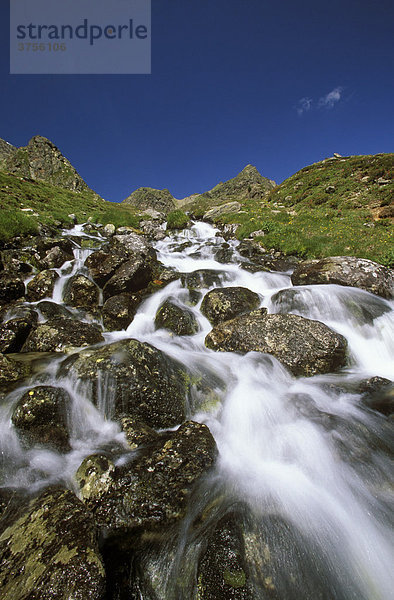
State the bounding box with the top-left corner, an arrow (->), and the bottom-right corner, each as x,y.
297,97 -> 313,116
318,86 -> 344,109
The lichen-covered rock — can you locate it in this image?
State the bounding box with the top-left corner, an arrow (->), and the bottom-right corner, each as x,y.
0,318 -> 34,353
0,353 -> 31,388
60,338 -> 189,427
63,274 -> 100,309
26,269 -> 59,301
41,245 -> 73,269
197,512 -> 256,600
0,272 -> 25,305
0,487 -> 105,600
121,417 -> 159,450
155,299 -> 199,335
22,318 -> 103,353
35,236 -> 75,259
85,250 -> 126,287
102,293 -> 141,331
0,250 -> 35,275
102,257 -> 153,301
205,309 -> 347,377
201,287 -> 260,325
359,377 -> 394,416
36,300 -> 73,320
291,256 -> 394,299
12,386 -> 71,452
76,421 -> 217,532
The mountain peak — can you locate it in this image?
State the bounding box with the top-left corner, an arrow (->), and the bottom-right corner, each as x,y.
122,186 -> 176,214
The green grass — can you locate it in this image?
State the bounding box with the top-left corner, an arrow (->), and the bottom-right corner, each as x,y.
0,171 -> 143,242
166,209 -> 189,229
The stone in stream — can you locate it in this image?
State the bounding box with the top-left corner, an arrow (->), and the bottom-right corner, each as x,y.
0,353 -> 31,388
102,257 -> 153,301
200,287 -> 260,325
41,245 -> 73,269
60,338 -> 190,428
22,317 -> 104,353
0,318 -> 34,353
12,385 -> 71,452
358,376 -> 394,417
0,487 -> 105,600
155,299 -> 199,335
75,421 -> 217,533
102,292 -> 141,331
36,300 -> 73,320
85,249 -> 126,288
181,269 -> 229,290
291,256 -> 394,299
205,309 -> 347,377
26,269 -> 59,301
0,272 -> 25,305
63,274 -> 100,310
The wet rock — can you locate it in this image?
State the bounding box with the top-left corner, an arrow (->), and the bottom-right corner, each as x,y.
26,269 -> 59,301
0,318 -> 34,353
41,245 -> 73,269
0,250 -> 34,275
0,272 -> 25,305
0,353 -> 31,387
22,318 -> 104,353
291,256 -> 394,299
205,309 -> 347,377
0,487 -> 105,600
359,377 -> 394,416
85,250 -> 125,287
12,385 -> 71,452
35,236 -> 75,258
102,293 -> 141,331
214,243 -> 234,264
60,338 -> 189,427
197,512 -> 256,600
238,239 -> 267,261
63,274 -> 100,309
201,287 -> 260,325
103,257 -> 153,301
36,300 -> 73,320
181,269 -> 228,290
76,421 -> 217,532
76,454 -> 116,502
155,299 -> 199,335
203,202 -> 242,221
121,417 -> 159,450
110,232 -> 153,259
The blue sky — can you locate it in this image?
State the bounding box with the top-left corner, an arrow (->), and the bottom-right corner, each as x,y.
0,0 -> 393,202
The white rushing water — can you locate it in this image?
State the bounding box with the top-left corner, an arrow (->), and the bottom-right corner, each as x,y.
1,221 -> 393,599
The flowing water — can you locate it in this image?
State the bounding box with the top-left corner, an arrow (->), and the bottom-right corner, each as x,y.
0,222 -> 393,599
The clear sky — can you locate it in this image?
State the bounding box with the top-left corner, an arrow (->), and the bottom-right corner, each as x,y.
0,0 -> 393,202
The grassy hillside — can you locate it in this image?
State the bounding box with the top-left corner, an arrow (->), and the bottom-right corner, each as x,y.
206,154 -> 394,267
0,171 -> 141,242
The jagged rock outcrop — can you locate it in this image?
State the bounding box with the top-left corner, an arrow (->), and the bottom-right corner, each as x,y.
122,187 -> 176,214
0,487 -> 105,600
205,309 -> 347,377
291,256 -> 394,299
0,135 -> 94,193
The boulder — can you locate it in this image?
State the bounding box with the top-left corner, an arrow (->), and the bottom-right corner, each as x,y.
85,250 -> 125,287
103,223 -> 116,236
22,318 -> 104,353
359,377 -> 394,417
60,338 -> 189,427
41,246 -> 73,269
0,272 -> 25,305
0,487 -> 105,600
0,353 -> 31,388
291,256 -> 394,299
201,287 -> 260,325
35,236 -> 75,258
26,269 -> 59,301
0,250 -> 35,275
102,293 -> 141,331
0,318 -> 34,353
205,309 -> 347,377
203,202 -> 242,221
36,300 -> 73,320
181,270 -> 228,290
76,421 -> 216,532
102,257 -> 153,301
155,300 -> 199,335
63,274 -> 100,309
12,386 -> 71,452
121,417 -> 159,450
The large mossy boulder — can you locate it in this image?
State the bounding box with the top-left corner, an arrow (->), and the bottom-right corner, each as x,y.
26,269 -> 59,301
76,421 -> 217,533
63,274 -> 100,310
102,292 -> 141,331
200,287 -> 260,325
205,309 -> 347,377
155,299 -> 199,335
291,256 -> 394,299
12,386 -> 71,452
22,318 -> 104,353
0,487 -> 105,600
60,338 -> 189,427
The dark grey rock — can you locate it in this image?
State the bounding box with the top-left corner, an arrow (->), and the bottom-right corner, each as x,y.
201,287 -> 260,325
155,300 -> 199,335
26,269 -> 59,301
22,318 -> 103,353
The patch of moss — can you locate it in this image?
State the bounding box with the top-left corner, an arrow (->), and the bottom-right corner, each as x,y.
223,569 -> 246,588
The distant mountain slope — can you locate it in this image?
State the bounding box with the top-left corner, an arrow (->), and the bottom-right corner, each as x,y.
0,135 -> 95,195
179,164 -> 276,215
122,187 -> 176,214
